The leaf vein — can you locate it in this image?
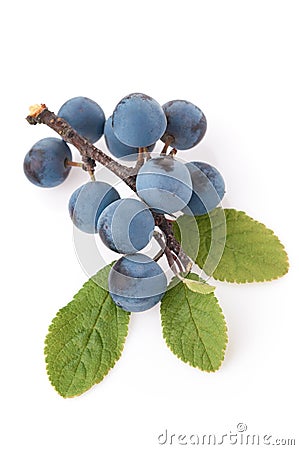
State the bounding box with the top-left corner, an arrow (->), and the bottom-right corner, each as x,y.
59,293 -> 110,396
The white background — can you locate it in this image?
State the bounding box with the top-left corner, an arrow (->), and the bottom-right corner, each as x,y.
1,1 -> 298,449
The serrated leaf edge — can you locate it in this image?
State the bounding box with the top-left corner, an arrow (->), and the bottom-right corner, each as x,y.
44,280 -> 130,398
188,209 -> 290,284
161,281 -> 228,373
210,212 -> 289,283
183,278 -> 216,294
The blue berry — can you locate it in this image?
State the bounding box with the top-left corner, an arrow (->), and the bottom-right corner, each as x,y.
136,156 -> 192,214
108,254 -> 167,312
23,137 -> 72,188
98,198 -> 155,254
104,116 -> 155,161
69,181 -> 120,234
161,100 -> 207,150
112,93 -> 167,147
182,161 -> 225,216
58,96 -> 105,143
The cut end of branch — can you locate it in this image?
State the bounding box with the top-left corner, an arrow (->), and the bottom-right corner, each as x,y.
28,104 -> 47,117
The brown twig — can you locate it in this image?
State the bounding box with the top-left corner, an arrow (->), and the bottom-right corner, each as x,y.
171,251 -> 185,273
153,214 -> 192,272
153,231 -> 166,262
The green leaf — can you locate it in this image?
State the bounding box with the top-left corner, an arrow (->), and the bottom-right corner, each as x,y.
174,208 -> 289,283
183,278 -> 216,294
161,274 -> 227,372
45,265 -> 130,398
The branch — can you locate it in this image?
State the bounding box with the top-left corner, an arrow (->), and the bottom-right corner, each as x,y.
26,104 -> 136,189
26,104 -> 193,273
153,214 -> 192,272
